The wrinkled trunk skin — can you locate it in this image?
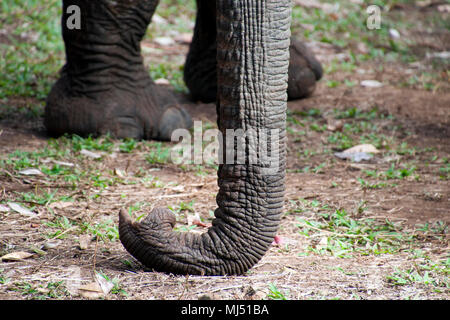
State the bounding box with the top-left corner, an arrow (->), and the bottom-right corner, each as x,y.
184,0 -> 321,103
119,0 -> 290,275
45,0 -> 191,141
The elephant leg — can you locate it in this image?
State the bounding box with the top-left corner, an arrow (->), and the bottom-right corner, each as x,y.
183,0 -> 217,103
119,0 -> 290,275
287,39 -> 323,100
45,0 -> 192,141
183,0 -> 323,103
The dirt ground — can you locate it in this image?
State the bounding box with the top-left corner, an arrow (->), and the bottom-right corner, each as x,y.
0,3 -> 449,300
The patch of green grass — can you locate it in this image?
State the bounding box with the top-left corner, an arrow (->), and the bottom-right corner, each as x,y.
438,159 -> 449,180
387,263 -> 449,289
168,200 -> 195,215
334,107 -> 380,120
361,164 -> 417,181
384,163 -> 416,180
0,274 -> 8,285
309,123 -> 326,132
267,283 -> 288,300
0,102 -> 45,120
0,0 -> 64,100
146,0 -> 196,35
396,142 -> 416,156
326,80 -> 340,88
119,138 -> 138,153
89,172 -> 120,190
149,63 -> 188,93
81,219 -> 119,242
327,132 -> 354,150
96,271 -> 128,297
312,162 -> 327,174
146,142 -> 172,164
291,0 -> 442,76
0,150 -> 41,171
416,221 -> 448,241
44,215 -> 75,239
10,280 -> 69,299
70,134 -> 114,153
357,178 -> 393,190
15,190 -> 58,206
297,208 -> 415,257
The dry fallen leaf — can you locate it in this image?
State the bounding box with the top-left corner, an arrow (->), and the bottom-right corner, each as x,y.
114,168 -> 126,177
317,237 -> 329,250
154,37 -> 175,46
42,240 -> 61,250
170,185 -> 185,193
174,33 -> 192,44
326,119 -> 343,132
95,273 -> 114,295
187,212 -> 202,226
360,80 -> 383,88
78,234 -> 90,250
52,160 -> 75,167
154,78 -> 170,85
18,168 -> 44,176
1,251 -> 34,262
343,144 -> 380,154
78,282 -> 104,299
8,203 -> 36,216
80,149 -> 102,159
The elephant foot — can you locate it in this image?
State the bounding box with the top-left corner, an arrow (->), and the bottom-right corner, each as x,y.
287,39 -> 323,100
45,0 -> 192,141
45,74 -> 192,141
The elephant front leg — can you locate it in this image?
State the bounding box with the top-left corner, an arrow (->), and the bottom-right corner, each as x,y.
45,0 -> 192,140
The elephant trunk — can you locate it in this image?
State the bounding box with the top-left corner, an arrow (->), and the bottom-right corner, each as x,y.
119,0 -> 290,275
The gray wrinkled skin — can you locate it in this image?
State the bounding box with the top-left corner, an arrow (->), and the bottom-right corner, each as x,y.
184,0 -> 322,103
119,0 -> 290,275
45,0 -> 192,141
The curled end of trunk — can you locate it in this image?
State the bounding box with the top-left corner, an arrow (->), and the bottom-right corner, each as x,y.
118,201 -> 277,276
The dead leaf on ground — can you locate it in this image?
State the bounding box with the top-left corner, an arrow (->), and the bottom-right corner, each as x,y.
154,78 -> 170,85
343,144 -> 380,154
78,282 -> 104,299
8,203 -> 36,216
18,168 -> 44,176
78,234 -> 90,250
154,37 -> 175,46
1,251 -> 34,262
327,119 -> 344,132
361,80 -> 384,88
95,273 -> 115,295
174,33 -> 192,44
80,149 -> 102,159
